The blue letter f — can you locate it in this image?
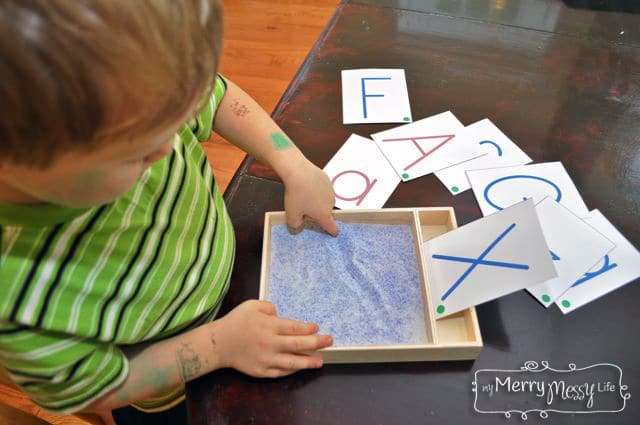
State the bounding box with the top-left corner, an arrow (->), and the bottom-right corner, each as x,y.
361,77 -> 391,119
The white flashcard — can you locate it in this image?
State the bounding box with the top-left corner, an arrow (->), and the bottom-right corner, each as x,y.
369,111 -> 469,182
323,134 -> 401,209
434,119 -> 532,195
341,69 -> 412,124
526,198 -> 615,307
424,199 -> 556,319
468,162 -> 590,218
555,210 -> 640,314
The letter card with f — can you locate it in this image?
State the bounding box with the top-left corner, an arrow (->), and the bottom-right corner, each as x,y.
341,69 -> 412,124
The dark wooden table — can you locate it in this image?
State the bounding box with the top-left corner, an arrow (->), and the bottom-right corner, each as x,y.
187,1 -> 640,424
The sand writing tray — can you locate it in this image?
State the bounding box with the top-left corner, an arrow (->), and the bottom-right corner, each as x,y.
259,208 -> 482,363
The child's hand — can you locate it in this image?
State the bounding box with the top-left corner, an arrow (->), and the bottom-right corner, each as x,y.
282,158 -> 338,236
214,300 -> 333,378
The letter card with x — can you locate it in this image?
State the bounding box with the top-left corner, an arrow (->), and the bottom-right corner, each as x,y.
424,199 -> 557,319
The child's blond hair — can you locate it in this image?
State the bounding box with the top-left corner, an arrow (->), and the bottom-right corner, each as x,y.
0,0 -> 223,168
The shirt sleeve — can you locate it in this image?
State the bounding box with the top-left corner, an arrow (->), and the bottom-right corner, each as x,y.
0,322 -> 128,415
188,74 -> 228,142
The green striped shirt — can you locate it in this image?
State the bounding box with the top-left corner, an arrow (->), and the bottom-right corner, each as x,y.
0,75 -> 235,414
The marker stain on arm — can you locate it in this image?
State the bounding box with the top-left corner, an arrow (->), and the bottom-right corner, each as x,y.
270,132 -> 294,150
176,342 -> 202,383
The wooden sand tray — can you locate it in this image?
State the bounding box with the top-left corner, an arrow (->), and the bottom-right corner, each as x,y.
259,208 -> 483,363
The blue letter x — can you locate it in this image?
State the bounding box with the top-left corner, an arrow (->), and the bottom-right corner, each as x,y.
432,223 -> 529,301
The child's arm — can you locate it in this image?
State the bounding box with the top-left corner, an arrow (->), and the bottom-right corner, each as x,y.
82,300 -> 332,415
213,79 -> 339,236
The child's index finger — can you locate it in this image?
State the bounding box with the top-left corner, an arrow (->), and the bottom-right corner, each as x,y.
276,317 -> 319,335
315,214 -> 339,237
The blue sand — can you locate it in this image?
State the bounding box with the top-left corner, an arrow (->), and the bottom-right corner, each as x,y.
268,222 -> 427,346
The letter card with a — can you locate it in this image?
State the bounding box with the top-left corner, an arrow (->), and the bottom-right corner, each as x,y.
323,134 -> 401,209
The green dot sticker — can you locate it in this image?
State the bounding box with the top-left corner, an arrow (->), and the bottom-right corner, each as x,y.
401,173 -> 409,180
437,305 -> 445,314
562,300 -> 571,308
403,116 -> 410,122
541,294 -> 551,303
451,186 -> 459,193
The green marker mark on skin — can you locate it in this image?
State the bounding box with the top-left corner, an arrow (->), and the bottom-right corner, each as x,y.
403,116 -> 410,122
562,300 -> 571,308
541,294 -> 551,303
402,173 -> 409,180
437,305 -> 445,314
270,132 -> 293,150
451,186 -> 459,193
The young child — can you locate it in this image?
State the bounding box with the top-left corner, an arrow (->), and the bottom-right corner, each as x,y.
0,1 -> 337,423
